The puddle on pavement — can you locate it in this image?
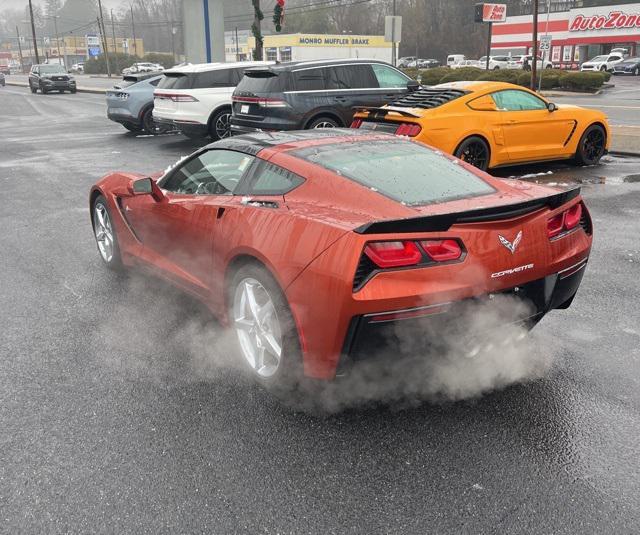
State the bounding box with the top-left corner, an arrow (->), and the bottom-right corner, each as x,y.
492,155 -> 640,187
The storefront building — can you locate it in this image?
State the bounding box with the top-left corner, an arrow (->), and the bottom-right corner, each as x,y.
491,2 -> 640,68
241,33 -> 394,63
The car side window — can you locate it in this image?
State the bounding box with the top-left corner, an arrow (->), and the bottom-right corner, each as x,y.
292,68 -> 327,91
326,65 -> 377,89
162,150 -> 255,195
193,69 -> 235,89
491,90 -> 547,111
247,160 -> 304,195
371,64 -> 408,88
149,78 -> 160,87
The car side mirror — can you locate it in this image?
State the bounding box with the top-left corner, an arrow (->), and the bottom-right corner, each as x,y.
547,102 -> 558,112
131,177 -> 164,201
407,80 -> 420,92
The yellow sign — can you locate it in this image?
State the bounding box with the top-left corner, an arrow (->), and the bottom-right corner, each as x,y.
248,33 -> 391,49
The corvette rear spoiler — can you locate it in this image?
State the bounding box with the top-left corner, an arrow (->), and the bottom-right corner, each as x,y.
352,106 -> 422,118
354,187 -> 581,234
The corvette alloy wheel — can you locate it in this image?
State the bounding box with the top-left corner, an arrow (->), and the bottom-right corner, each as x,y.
93,201 -> 115,263
233,278 -> 283,378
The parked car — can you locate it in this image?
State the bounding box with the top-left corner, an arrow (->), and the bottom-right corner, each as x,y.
28,64 -> 76,94
230,59 -> 418,135
478,55 -> 511,70
122,62 -> 164,75
351,81 -> 610,171
397,56 -> 417,68
509,55 -> 554,70
612,56 -> 640,76
89,130 -> 593,389
450,59 -> 480,69
580,54 -> 624,72
106,73 -> 171,134
407,58 -> 440,69
0,72 -> 5,87
447,54 -> 466,67
70,62 -> 84,73
153,61 -> 271,140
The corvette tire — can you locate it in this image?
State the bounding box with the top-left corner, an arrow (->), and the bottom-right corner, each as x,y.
229,264 -> 302,392
92,195 -> 123,271
574,124 -> 606,166
455,136 -> 490,171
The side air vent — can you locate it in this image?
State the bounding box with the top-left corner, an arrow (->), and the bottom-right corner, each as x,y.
353,253 -> 378,291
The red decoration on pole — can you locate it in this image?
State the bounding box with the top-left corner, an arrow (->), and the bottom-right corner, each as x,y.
273,0 -> 285,32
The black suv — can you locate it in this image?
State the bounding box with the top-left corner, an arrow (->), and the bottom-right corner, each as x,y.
29,64 -> 76,94
230,59 -> 417,134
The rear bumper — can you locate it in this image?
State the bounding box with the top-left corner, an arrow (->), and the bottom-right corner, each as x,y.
107,107 -> 140,126
337,258 -> 588,374
230,116 -> 301,135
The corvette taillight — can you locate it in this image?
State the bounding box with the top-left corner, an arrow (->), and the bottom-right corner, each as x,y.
395,123 -> 422,137
420,239 -> 462,262
350,118 -> 363,128
364,241 -> 422,268
548,202 -> 585,238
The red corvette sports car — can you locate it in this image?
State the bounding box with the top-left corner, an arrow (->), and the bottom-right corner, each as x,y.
90,130 -> 592,387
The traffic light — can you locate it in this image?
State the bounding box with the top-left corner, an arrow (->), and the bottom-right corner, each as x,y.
475,3 -> 485,23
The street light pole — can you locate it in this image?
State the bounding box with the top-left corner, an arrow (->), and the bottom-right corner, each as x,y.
28,0 -> 40,64
531,0 -> 539,91
111,9 -> 119,74
97,0 -> 111,77
130,5 -> 137,58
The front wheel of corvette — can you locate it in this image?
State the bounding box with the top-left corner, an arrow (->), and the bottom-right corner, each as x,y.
574,124 -> 606,166
455,136 -> 490,171
92,195 -> 123,271
230,264 -> 302,391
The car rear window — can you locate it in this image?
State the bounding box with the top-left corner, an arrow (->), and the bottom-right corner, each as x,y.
157,72 -> 193,90
236,70 -> 284,93
192,68 -> 239,88
292,139 -> 495,206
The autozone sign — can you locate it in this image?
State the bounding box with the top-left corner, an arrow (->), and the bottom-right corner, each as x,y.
570,10 -> 640,32
483,3 -> 507,23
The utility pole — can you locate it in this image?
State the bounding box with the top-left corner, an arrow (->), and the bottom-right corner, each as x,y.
111,9 -> 119,74
28,0 -> 40,64
97,0 -> 112,77
235,26 -> 240,61
52,15 -> 64,69
16,26 -> 25,73
130,4 -> 137,58
391,0 -> 396,66
538,0 -> 551,92
531,0 -> 539,91
171,23 -> 176,63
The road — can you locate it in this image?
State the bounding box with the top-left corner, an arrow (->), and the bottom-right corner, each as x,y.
551,75 -> 640,127
1,86 -> 639,533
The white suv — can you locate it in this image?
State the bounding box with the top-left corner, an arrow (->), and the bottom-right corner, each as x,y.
153,61 -> 271,140
581,54 -> 624,72
478,55 -> 511,70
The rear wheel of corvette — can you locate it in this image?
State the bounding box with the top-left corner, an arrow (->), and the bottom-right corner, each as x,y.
575,124 -> 606,166
230,264 -> 302,391
308,117 -> 339,129
92,195 -> 123,271
208,108 -> 232,140
454,136 -> 490,171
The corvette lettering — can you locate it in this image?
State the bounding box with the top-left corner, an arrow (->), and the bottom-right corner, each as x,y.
491,264 -> 534,279
570,11 -> 640,32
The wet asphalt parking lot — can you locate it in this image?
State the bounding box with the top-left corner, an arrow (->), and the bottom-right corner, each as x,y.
1,85 -> 639,533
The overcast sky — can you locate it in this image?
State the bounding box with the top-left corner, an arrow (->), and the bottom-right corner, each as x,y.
3,0 -> 122,12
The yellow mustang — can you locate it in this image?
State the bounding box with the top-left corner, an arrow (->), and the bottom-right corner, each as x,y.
351,81 -> 610,171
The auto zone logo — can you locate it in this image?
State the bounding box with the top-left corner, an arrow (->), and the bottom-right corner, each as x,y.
483,3 -> 507,23
570,11 -> 640,31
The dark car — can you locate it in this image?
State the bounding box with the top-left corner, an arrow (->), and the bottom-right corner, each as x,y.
28,64 -> 77,94
0,72 -> 5,87
612,57 -> 640,76
230,58 -> 418,134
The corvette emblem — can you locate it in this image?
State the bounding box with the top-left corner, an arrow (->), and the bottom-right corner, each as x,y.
498,231 -> 523,254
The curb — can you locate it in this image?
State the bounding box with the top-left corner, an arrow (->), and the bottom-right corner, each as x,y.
6,80 -> 107,94
609,150 -> 640,157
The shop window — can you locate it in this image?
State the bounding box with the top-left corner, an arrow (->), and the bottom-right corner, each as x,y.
279,47 -> 292,62
266,48 -> 278,61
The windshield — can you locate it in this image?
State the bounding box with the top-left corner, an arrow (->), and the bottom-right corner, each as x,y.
292,139 -> 495,206
590,56 -> 608,62
40,65 -> 66,74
